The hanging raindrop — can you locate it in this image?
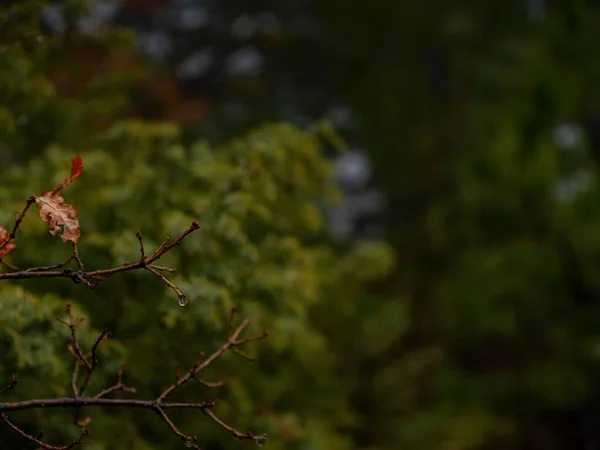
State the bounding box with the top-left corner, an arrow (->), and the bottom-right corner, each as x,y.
256,435 -> 267,447
178,294 -> 189,307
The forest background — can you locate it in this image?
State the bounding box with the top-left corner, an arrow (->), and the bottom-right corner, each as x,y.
3,1 -> 600,449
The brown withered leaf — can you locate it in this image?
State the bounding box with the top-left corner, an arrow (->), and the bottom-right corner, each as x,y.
35,156 -> 83,243
0,226 -> 15,257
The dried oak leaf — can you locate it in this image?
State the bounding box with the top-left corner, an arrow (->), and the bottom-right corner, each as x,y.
34,156 -> 83,243
0,226 -> 15,257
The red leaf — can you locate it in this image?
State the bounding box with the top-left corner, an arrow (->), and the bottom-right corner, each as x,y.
35,156 -> 84,243
0,226 -> 15,257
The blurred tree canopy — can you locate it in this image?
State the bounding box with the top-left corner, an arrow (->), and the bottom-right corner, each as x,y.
6,0 -> 600,449
106,0 -> 600,449
0,1 -> 393,449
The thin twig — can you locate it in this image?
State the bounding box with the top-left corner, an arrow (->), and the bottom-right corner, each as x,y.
135,231 -> 145,261
78,328 -> 111,396
0,259 -> 18,271
0,374 -> 21,395
72,242 -> 84,271
146,265 -> 186,301
0,412 -> 89,450
0,196 -> 35,254
24,255 -> 75,272
94,364 -> 136,399
192,376 -> 225,389
154,407 -> 200,449
202,407 -> 267,442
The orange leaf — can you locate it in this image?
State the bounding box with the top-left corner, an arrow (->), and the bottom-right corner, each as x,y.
35,156 -> 83,243
0,226 -> 15,257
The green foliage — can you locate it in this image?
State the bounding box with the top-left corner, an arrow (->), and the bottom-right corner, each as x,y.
0,123 -> 367,449
310,4 -> 600,449
13,0 -> 600,449
0,3 -> 394,450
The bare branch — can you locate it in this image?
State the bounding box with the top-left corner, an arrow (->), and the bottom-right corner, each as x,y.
0,412 -> 89,450
157,309 -> 267,403
0,305 -> 267,449
0,222 -> 201,304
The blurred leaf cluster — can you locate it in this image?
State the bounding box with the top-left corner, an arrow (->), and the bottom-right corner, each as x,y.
124,0 -> 600,448
0,2 -> 393,449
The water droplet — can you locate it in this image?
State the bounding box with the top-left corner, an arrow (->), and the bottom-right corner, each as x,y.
256,435 -> 267,447
178,295 -> 189,307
